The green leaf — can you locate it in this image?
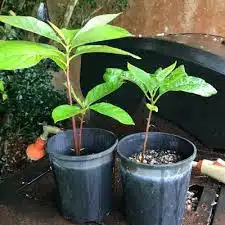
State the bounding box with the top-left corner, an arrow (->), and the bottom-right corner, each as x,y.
50,56 -> 67,71
159,65 -> 217,97
159,65 -> 187,95
127,63 -> 157,93
103,66 -> 151,95
61,28 -> 79,45
52,105 -> 82,123
71,25 -> 133,48
160,75 -> 217,97
85,81 -> 122,106
154,61 -> 177,82
76,13 -> 121,36
90,102 -> 135,125
48,21 -> 65,41
103,68 -> 126,84
128,63 -> 150,84
72,45 -> 141,59
146,103 -> 158,112
0,16 -> 61,43
0,41 -> 66,70
0,80 -> 5,92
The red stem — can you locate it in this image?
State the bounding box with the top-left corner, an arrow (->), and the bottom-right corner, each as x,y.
142,110 -> 152,161
78,113 -> 85,151
65,62 -> 78,154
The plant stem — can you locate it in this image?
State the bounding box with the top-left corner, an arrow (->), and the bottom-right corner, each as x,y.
65,60 -> 78,154
142,110 -> 153,161
78,113 -> 85,151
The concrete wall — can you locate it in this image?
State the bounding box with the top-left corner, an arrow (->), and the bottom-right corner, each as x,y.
117,0 -> 225,37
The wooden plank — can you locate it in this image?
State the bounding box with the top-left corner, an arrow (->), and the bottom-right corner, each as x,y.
196,187 -> 218,225
212,185 -> 225,225
184,186 -> 218,225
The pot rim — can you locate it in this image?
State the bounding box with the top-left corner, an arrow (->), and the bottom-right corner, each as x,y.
117,131 -> 197,169
47,128 -> 118,162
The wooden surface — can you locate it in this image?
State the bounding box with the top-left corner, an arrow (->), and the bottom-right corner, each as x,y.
212,186 -> 225,225
0,155 -> 225,225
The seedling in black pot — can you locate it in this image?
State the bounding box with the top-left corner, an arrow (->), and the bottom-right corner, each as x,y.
0,13 -> 140,154
105,61 -> 217,163
0,13 -> 139,224
104,61 -> 217,225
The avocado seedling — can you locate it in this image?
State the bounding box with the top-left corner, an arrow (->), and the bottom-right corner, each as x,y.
52,80 -> 134,155
0,13 -> 140,154
104,61 -> 217,163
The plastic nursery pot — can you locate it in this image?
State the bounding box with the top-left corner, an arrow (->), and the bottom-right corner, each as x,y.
46,128 -> 118,224
117,132 -> 197,225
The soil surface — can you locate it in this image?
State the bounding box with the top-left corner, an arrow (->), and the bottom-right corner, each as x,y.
0,137 -> 31,183
130,149 -> 181,164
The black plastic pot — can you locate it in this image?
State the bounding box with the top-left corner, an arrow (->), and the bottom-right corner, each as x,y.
46,128 -> 118,224
117,132 -> 196,225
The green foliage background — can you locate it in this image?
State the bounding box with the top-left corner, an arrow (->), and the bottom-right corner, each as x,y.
0,61 -> 66,140
0,0 -> 128,141
0,0 -> 67,141
0,0 -> 128,27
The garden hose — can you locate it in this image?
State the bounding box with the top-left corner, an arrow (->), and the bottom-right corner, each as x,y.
26,124 -> 62,161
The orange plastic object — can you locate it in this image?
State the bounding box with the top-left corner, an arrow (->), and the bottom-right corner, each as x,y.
26,137 -> 46,160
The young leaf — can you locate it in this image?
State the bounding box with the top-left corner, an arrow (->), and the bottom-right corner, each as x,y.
50,56 -> 67,71
90,102 -> 135,125
160,75 -> 217,97
71,25 -> 133,48
154,61 -> 177,82
127,63 -> 157,93
75,13 -> 121,37
0,16 -> 61,43
146,103 -> 158,112
128,63 -> 150,83
72,45 -> 141,60
0,41 -> 66,70
61,28 -> 79,45
103,67 -> 150,96
85,81 -> 122,106
52,105 -> 82,123
103,68 -> 125,84
48,21 -> 65,41
159,65 -> 186,90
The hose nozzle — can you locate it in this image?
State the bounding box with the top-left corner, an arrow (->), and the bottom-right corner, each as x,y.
26,124 -> 62,160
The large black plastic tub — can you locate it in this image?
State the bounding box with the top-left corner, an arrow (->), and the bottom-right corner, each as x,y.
46,128 -> 118,224
117,132 -> 196,225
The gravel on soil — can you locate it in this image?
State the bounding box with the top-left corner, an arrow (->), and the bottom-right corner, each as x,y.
185,191 -> 199,211
130,149 -> 181,165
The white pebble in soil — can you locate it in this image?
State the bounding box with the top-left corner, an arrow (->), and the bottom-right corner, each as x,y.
129,149 -> 181,165
185,191 -> 199,212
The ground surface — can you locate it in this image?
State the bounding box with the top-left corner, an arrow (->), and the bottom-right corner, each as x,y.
0,137 -> 30,183
0,153 -> 225,225
0,115 -> 225,225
